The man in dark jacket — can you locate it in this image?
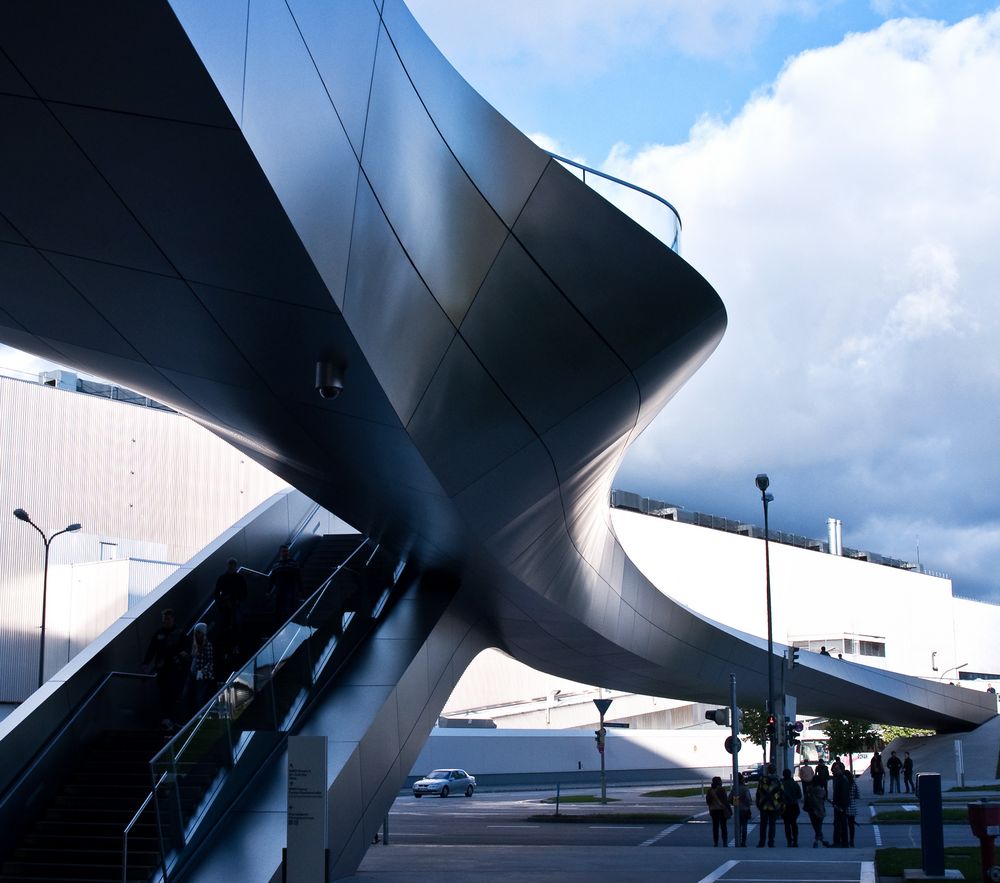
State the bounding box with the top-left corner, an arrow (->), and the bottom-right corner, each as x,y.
142,608 -> 186,728
269,545 -> 304,624
887,751 -> 903,793
214,557 -> 248,663
756,764 -> 785,848
815,758 -> 831,795
903,752 -> 914,793
831,766 -> 852,847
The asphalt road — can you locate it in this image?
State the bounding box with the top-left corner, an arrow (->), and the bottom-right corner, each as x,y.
349,786 -> 987,882
385,787 -> 981,851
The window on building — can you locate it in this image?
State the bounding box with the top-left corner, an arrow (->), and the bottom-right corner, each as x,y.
859,640 -> 886,657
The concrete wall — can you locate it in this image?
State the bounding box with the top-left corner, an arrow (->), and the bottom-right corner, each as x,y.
612,508 -> 961,681
408,727 -> 754,785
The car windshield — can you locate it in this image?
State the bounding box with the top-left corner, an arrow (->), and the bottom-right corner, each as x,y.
427,771 -> 451,780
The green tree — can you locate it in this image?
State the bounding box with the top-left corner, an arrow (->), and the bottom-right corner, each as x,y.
876,724 -> 934,744
823,719 -> 877,774
740,706 -> 769,763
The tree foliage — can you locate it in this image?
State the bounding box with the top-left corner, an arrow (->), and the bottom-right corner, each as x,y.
876,724 -> 935,744
740,706 -> 769,762
823,719 -> 878,761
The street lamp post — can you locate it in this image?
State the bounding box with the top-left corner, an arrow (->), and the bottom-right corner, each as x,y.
13,508 -> 82,688
755,474 -> 776,765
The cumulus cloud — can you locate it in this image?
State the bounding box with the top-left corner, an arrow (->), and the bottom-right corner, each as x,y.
605,10 -> 1000,598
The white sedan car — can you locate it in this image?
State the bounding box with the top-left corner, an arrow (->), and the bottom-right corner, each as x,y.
412,769 -> 476,798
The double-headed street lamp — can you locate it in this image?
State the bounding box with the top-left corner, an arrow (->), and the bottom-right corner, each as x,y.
13,508 -> 82,688
755,474 -> 776,765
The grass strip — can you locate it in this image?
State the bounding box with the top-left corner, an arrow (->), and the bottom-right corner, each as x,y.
875,846 -> 978,878
949,783 -> 1000,792
539,795 -> 621,804
529,812 -> 689,824
874,807 -> 969,822
642,787 -> 705,798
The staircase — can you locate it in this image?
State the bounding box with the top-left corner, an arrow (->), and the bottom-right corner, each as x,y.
0,730 -> 168,882
0,535 -> 392,882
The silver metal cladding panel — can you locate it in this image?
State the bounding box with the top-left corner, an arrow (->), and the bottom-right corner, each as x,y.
166,0 -> 249,125
342,179 -> 457,425
284,0 -> 381,156
460,236 -> 631,436
362,24 -> 508,327
405,336 -> 536,498
242,0 -> 359,305
514,160 -> 728,372
379,0 -> 550,227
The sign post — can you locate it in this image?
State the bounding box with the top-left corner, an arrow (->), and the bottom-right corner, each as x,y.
593,698 -> 613,805
287,735 -> 328,883
729,674 -> 739,796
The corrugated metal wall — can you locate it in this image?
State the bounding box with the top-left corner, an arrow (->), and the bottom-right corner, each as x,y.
0,376 -> 288,700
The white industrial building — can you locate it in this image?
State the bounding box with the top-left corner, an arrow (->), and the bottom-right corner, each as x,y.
0,371 -> 286,703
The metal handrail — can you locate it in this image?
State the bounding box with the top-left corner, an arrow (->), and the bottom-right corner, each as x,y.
122,789 -> 163,883
140,542 -> 404,883
0,671 -> 154,809
149,537 -> 372,768
546,151 -> 682,251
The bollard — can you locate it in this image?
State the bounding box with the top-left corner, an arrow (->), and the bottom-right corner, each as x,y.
918,773 -> 944,877
967,800 -> 1000,882
555,783 -> 561,817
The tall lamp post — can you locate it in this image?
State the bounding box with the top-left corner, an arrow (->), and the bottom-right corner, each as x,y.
755,474 -> 776,765
13,508 -> 82,688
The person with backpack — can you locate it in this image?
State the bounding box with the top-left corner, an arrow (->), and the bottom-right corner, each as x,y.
780,768 -> 802,847
756,764 -> 785,847
706,776 -> 732,846
801,764 -> 829,847
731,772 -> 753,847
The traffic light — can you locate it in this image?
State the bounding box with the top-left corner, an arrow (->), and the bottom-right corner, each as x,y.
594,727 -> 606,753
787,646 -> 800,670
766,714 -> 776,740
735,708 -> 744,734
705,708 -> 730,727
787,719 -> 801,745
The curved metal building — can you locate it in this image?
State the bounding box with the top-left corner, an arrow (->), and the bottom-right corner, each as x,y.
0,1 -> 993,876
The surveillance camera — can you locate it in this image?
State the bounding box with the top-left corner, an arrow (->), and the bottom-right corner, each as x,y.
315,360 -> 344,400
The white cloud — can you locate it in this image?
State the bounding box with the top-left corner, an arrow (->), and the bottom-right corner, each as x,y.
407,0 -> 824,82
606,10 -> 1000,598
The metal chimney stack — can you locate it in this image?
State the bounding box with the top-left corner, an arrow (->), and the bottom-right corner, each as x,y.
826,517 -> 843,555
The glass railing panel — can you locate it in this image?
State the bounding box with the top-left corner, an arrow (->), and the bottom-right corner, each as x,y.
142,537 -> 396,876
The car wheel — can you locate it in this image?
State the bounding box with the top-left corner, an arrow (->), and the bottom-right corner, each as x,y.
465,785 -> 474,797
440,785 -> 449,798
414,793 -> 422,798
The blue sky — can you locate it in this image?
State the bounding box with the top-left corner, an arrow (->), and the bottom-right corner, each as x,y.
408,0 -> 1000,601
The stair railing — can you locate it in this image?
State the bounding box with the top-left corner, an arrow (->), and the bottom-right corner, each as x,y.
132,537 -> 401,881
123,789 -> 163,883
546,151 -> 683,253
